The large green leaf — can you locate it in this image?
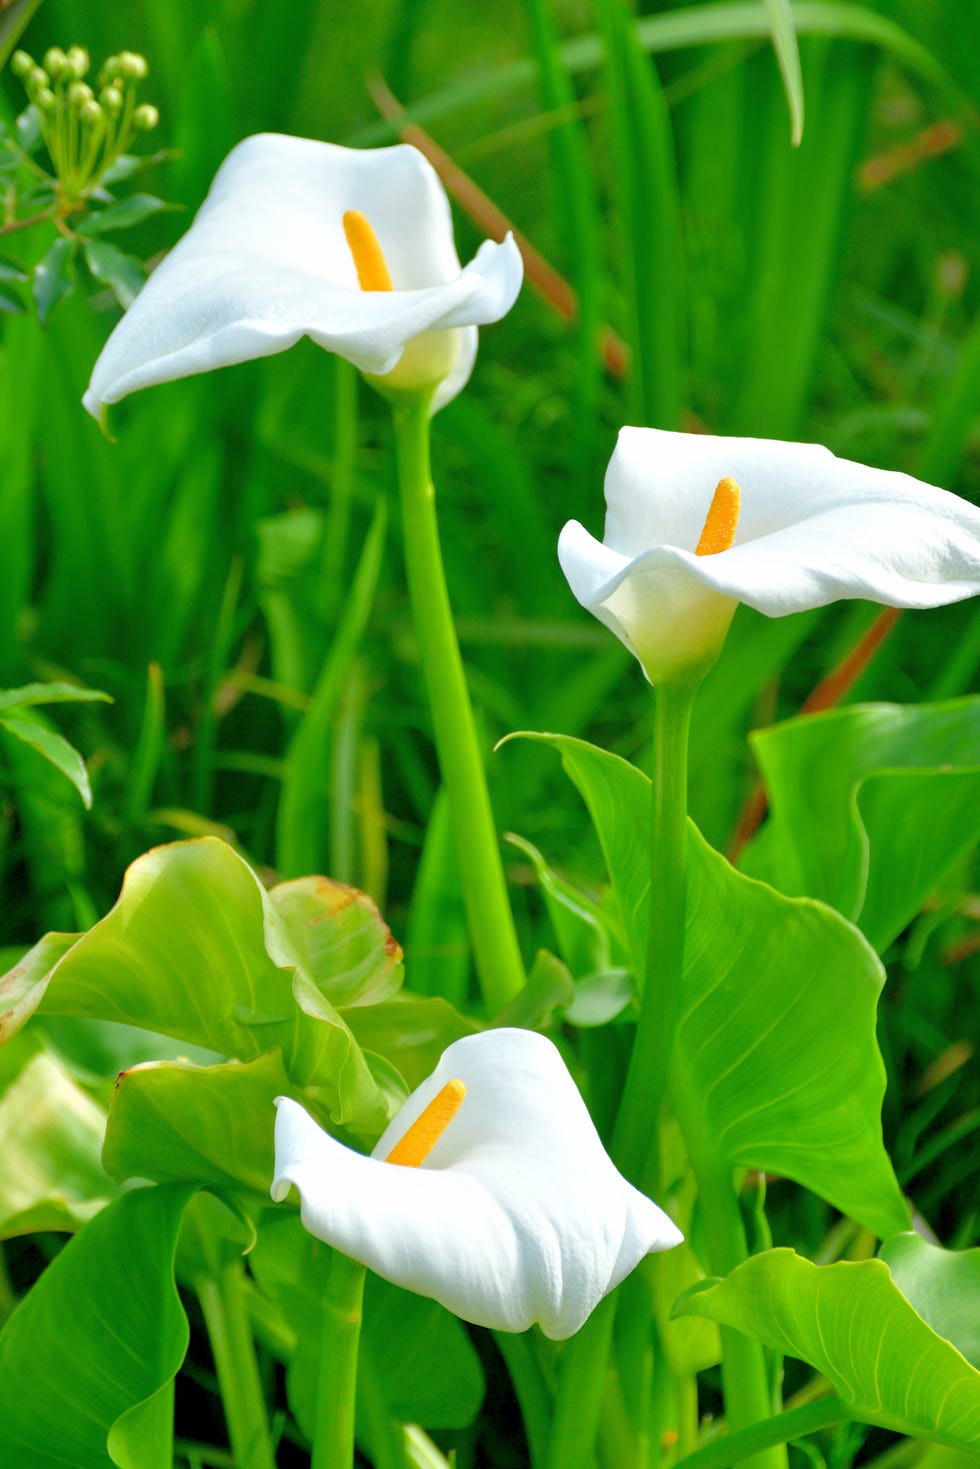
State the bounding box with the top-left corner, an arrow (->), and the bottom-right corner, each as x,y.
0,838 -> 391,1136
250,1213 -> 484,1437
0,1048 -> 113,1237
513,734 -> 908,1238
269,874 -> 403,1008
674,1237 -> 980,1450
743,700 -> 980,952
344,994 -> 479,1090
103,1049 -> 296,1194
0,1184 -> 194,1469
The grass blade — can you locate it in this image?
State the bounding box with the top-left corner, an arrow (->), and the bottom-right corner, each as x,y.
762,0 -> 805,144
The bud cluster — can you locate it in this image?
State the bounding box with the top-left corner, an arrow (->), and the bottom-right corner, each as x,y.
10,44 -> 159,205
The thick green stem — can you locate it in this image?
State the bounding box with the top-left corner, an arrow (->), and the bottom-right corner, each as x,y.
312,1251 -> 367,1469
357,1344 -> 408,1469
611,678 -> 783,1469
545,1295 -> 618,1469
613,678 -> 696,1182
669,1074 -> 787,1469
391,394 -> 525,1013
196,1262 -> 276,1469
494,1329 -> 553,1469
672,1396 -> 847,1469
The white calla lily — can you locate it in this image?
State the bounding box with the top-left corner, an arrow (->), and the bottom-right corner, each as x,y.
271,1027 -> 681,1339
83,133 -> 523,419
559,427 -> 980,685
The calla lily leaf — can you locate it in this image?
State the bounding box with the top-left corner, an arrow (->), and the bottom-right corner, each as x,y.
0,1184 -> 195,1469
506,830 -> 615,979
0,837 -> 392,1137
344,993 -> 479,1091
0,1047 -> 113,1238
250,1213 -> 485,1436
673,1238 -> 980,1450
511,732 -> 909,1239
742,698 -> 980,952
103,1049 -> 299,1194
268,874 -> 403,1008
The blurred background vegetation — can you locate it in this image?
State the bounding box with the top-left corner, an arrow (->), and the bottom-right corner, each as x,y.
0,0 -> 978,1438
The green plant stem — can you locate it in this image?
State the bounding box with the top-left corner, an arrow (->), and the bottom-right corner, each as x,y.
672,1396 -> 847,1469
611,677 -> 782,1469
672,1119 -> 786,1469
613,677 -> 697,1182
196,1262 -> 276,1469
545,1294 -> 618,1469
494,1329 -> 553,1469
356,1344 -> 408,1469
312,1251 -> 367,1469
390,393 -> 525,1013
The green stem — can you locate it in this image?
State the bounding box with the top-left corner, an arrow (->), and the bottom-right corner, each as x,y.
312,1251 -> 366,1469
613,678 -> 696,1182
321,357 -> 358,621
196,1262 -> 276,1469
390,393 -> 525,1013
611,678 -> 783,1468
545,1294 -> 617,1469
675,1134 -> 786,1469
494,1329 -> 553,1469
357,1343 -> 408,1469
672,1397 -> 847,1469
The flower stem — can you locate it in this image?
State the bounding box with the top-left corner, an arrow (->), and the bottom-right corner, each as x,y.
494,1330 -> 553,1469
196,1262 -> 276,1469
356,1343 -> 408,1469
669,1051 -> 787,1469
613,677 -> 697,1182
545,1293 -> 618,1469
610,677 -> 784,1468
312,1251 -> 367,1469
672,1396 -> 847,1469
390,394 -> 525,1013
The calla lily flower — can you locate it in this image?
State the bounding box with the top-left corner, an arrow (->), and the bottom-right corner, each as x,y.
559,427 -> 980,685
83,133 -> 523,419
271,1027 -> 681,1339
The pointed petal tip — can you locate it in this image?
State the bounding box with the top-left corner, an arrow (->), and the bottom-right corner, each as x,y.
659,1216 -> 685,1251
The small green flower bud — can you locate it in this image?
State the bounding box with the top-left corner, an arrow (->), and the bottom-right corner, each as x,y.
43,47 -> 68,77
11,50 -> 34,78
79,98 -> 103,126
29,66 -> 49,92
36,88 -> 57,113
68,80 -> 94,107
133,103 -> 160,132
98,55 -> 120,86
65,46 -> 90,78
117,51 -> 148,81
100,86 -> 124,113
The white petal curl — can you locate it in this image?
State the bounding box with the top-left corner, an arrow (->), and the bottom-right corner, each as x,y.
559,426 -> 980,679
271,1028 -> 681,1339
83,134 -> 524,417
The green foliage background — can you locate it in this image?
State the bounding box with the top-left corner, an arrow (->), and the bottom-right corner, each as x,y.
1,0 -> 979,1463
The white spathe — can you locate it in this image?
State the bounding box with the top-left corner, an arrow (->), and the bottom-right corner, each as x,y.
559,427 -> 980,684
271,1028 -> 682,1339
83,133 -> 524,418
